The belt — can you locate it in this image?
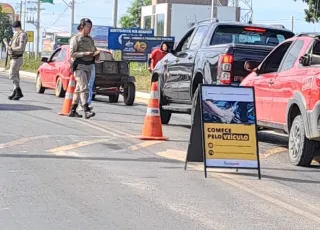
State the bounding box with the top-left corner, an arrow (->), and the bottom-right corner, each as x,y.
10,54 -> 23,59
76,58 -> 94,65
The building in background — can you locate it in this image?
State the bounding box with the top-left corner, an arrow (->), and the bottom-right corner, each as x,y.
141,0 -> 240,41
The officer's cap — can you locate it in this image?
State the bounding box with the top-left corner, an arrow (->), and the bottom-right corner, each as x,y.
12,21 -> 22,28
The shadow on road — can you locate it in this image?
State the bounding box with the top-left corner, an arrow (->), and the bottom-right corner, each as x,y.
264,166 -> 320,173
165,124 -> 191,129
258,132 -> 288,147
221,171 -> 320,184
94,111 -> 145,117
0,153 -> 181,164
0,104 -> 51,111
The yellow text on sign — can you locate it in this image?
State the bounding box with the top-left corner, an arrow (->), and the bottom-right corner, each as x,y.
26,31 -> 34,42
204,123 -> 258,161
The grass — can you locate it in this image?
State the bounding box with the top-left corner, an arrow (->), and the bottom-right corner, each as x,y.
0,52 -> 151,92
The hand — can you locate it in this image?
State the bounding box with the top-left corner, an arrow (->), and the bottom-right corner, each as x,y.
148,67 -> 152,73
84,52 -> 94,56
220,108 -> 235,123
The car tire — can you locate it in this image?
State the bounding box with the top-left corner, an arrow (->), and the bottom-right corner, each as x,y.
36,74 -> 45,94
109,94 -> 119,103
123,82 -> 136,106
288,115 -> 316,167
55,77 -> 65,98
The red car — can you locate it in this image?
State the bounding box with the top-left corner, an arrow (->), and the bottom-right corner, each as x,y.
36,45 -> 113,97
241,33 -> 320,167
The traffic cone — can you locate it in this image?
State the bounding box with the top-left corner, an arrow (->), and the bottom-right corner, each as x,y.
59,74 -> 76,116
139,82 -> 168,141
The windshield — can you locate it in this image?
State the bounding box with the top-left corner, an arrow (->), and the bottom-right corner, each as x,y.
210,25 -> 295,47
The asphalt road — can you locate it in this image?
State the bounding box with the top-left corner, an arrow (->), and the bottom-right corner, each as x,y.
0,71 -> 320,230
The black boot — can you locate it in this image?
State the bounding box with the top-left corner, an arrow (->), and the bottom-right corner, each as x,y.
8,89 -> 17,100
12,87 -> 24,100
69,104 -> 83,118
83,103 -> 95,119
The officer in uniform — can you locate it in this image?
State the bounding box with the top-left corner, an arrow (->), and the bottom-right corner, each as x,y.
69,18 -> 99,119
4,21 -> 27,100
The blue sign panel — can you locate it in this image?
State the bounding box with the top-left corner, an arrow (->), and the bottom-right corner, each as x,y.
72,24 -> 110,48
108,28 -> 154,50
121,36 -> 175,62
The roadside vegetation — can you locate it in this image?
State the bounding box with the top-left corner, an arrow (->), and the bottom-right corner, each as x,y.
0,52 -> 151,92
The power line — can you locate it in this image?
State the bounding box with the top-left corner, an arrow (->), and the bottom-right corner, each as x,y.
41,6 -> 69,28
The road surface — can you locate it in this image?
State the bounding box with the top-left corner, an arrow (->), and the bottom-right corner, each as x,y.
0,71 -> 319,230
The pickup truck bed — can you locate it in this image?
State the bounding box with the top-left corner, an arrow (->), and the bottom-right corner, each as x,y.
152,20 -> 295,124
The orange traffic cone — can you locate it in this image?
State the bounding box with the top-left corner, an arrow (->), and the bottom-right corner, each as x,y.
59,74 -> 76,116
139,82 -> 168,141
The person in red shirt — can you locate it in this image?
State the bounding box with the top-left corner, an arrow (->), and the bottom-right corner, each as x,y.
148,43 -> 168,73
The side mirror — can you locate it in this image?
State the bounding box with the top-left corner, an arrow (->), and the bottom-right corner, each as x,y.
299,54 -> 311,66
244,60 -> 260,73
41,57 -> 49,63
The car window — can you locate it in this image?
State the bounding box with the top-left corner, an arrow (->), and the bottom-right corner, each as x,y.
188,26 -> 209,50
259,41 -> 293,74
311,39 -> 320,55
279,40 -> 304,72
50,49 -> 61,62
55,48 -> 66,62
210,25 -> 294,47
175,28 -> 195,53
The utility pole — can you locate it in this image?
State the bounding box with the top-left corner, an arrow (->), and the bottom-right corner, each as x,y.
62,0 -> 75,35
112,0 -> 118,27
211,0 -> 214,18
71,0 -> 75,34
20,1 -> 23,21
23,0 -> 27,29
36,0 -> 40,58
291,16 -> 294,32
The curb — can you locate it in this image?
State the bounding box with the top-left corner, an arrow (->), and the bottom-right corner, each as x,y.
0,67 -> 151,100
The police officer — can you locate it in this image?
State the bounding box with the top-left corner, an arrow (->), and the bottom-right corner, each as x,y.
4,21 -> 27,100
69,18 -> 99,119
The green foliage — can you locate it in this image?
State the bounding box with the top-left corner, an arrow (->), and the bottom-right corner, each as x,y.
294,0 -> 320,23
3,51 -> 151,92
120,0 -> 152,28
21,55 -> 42,73
0,6 -> 13,45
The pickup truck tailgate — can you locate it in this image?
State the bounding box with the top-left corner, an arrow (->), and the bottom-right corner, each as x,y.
231,44 -> 274,83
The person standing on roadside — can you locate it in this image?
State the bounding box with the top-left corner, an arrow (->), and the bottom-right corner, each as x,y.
148,43 -> 168,74
3,21 -> 27,100
69,18 -> 99,119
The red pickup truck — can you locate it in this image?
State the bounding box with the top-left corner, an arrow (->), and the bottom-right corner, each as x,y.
241,33 -> 320,167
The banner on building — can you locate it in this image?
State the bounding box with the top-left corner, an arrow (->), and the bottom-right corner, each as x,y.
121,36 -> 175,62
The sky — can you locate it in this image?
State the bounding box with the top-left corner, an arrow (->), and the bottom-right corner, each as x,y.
2,0 -> 320,49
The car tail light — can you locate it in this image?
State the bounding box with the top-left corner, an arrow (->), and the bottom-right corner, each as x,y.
217,54 -> 233,85
244,27 -> 266,33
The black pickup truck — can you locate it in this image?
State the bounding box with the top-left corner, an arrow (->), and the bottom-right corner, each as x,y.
152,19 -> 295,124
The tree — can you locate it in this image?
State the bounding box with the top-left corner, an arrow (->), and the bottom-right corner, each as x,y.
294,0 -> 320,23
120,0 -> 152,28
0,6 -> 13,45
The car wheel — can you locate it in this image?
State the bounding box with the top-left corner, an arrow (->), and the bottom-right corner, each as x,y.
288,115 -> 316,166
55,77 -> 65,98
123,82 -> 135,106
36,74 -> 45,94
109,94 -> 119,103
